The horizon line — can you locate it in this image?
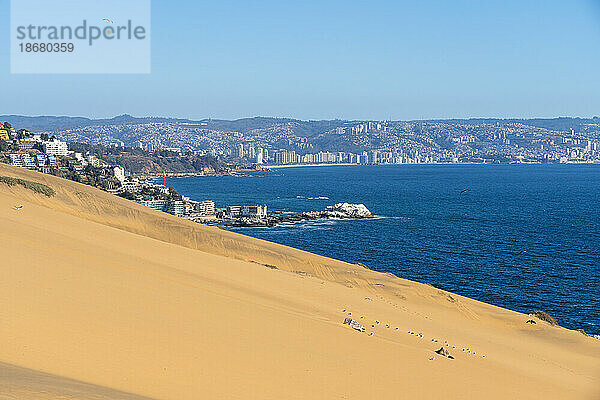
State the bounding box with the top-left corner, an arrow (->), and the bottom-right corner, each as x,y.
2,113 -> 600,124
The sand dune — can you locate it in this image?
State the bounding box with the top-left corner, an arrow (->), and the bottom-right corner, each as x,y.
0,163 -> 598,399
0,362 -> 154,400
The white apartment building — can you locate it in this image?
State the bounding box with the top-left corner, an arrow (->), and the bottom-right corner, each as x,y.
9,154 -> 24,167
73,152 -> 89,166
122,178 -> 141,193
87,155 -> 101,167
113,166 -> 125,183
168,200 -> 185,216
195,200 -> 216,216
226,205 -> 242,217
242,205 -> 268,219
21,154 -> 36,169
139,199 -> 167,211
43,139 -> 68,156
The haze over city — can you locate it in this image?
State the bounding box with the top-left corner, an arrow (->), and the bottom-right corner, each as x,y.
3,0 -> 600,119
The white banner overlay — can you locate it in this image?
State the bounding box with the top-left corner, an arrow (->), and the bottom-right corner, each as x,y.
11,0 -> 151,74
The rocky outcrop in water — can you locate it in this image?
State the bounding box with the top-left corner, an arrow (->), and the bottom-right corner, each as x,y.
302,203 -> 373,220
227,203 -> 373,228
327,203 -> 373,218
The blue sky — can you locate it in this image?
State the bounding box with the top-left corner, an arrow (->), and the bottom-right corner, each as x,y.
2,0 -> 600,120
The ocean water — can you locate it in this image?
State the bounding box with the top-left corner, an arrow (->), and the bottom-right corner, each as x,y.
166,165 -> 600,335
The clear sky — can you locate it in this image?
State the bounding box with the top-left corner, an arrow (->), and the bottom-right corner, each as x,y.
2,0 -> 600,120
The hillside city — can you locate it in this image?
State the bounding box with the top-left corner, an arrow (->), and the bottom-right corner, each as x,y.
14,115 -> 599,166
0,121 -> 223,221
2,116 -> 600,224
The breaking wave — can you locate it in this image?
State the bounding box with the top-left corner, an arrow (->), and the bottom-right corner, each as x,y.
296,195 -> 330,200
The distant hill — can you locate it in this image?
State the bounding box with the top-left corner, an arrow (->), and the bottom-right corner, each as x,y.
422,117 -> 600,132
2,114 -> 598,134
0,114 -> 350,137
205,117 -> 350,136
0,114 -> 192,131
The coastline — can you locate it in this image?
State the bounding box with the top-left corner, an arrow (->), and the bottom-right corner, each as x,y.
264,161 -> 600,169
132,162 -> 600,181
264,163 -> 356,168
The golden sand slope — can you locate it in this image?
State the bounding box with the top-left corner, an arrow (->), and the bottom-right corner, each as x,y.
0,362 -> 153,400
0,164 -> 598,400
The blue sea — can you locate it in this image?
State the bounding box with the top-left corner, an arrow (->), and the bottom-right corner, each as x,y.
166,165 -> 600,335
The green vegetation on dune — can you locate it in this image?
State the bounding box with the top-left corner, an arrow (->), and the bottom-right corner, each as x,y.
529,310 -> 559,326
0,175 -> 56,197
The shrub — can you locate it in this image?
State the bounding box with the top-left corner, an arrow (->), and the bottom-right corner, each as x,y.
529,310 -> 559,326
0,175 -> 55,197
117,191 -> 137,200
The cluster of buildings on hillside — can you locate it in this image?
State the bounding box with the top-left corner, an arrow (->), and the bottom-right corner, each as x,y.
8,147 -> 106,169
268,150 -> 436,165
216,121 -> 600,165
113,173 -> 218,220
1,125 -> 73,169
225,205 -> 268,219
9,117 -> 600,226
8,153 -> 60,172
239,141 -> 600,166
229,144 -> 435,165
1,124 -> 133,180
2,124 -> 269,225
103,172 -> 268,224
44,118 -> 600,166
1,126 -> 68,153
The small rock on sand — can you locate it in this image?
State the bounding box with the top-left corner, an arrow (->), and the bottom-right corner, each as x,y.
435,347 -> 454,359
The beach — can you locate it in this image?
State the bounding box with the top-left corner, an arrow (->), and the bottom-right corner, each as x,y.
1,163 -> 599,400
